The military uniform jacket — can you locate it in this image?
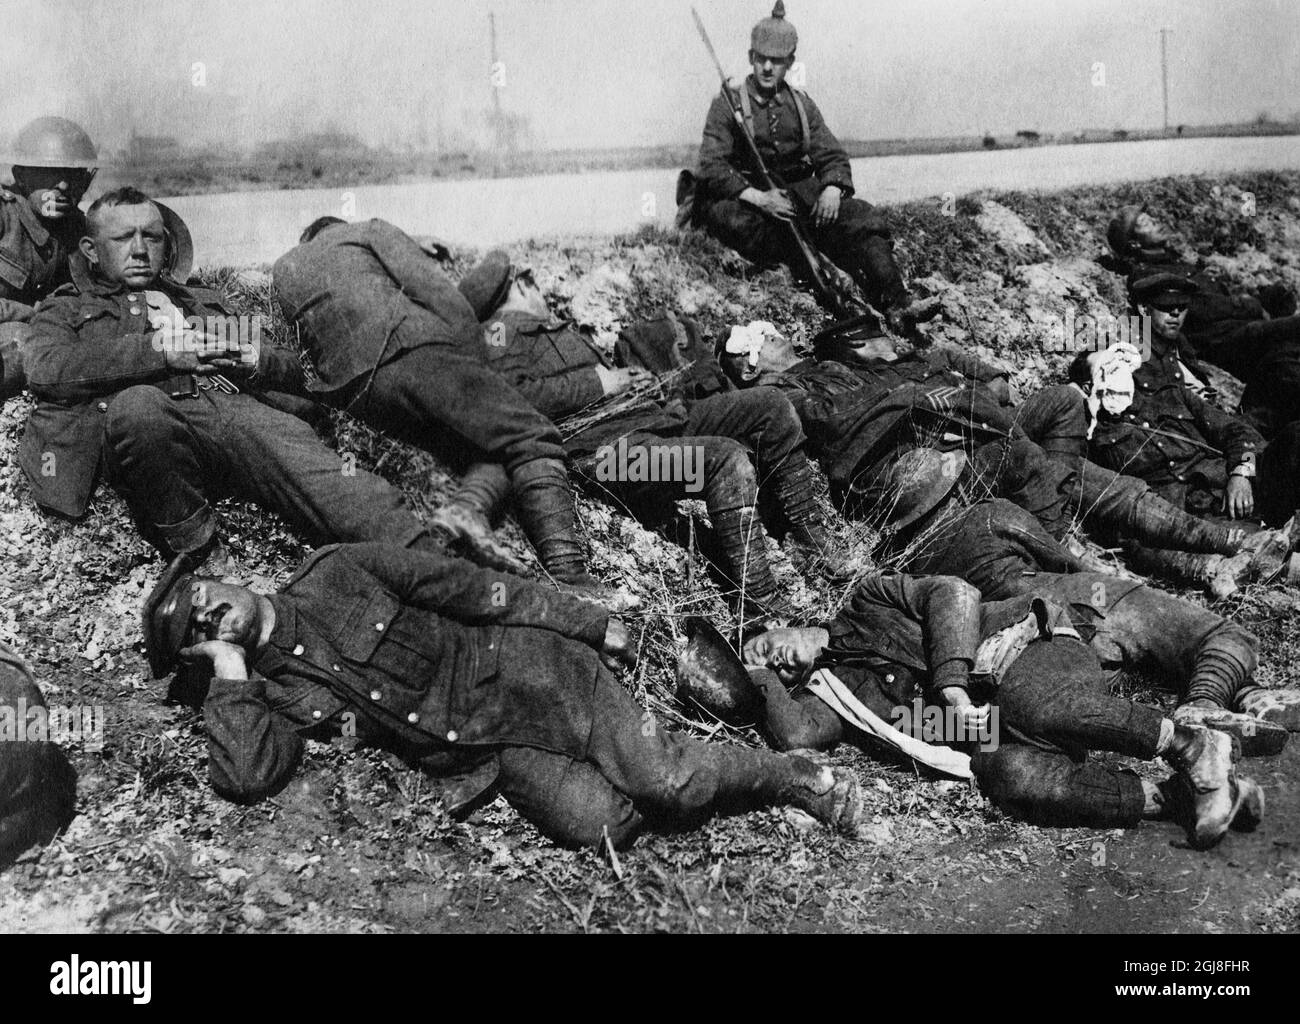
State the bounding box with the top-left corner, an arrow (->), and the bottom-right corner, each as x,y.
697,76 -> 854,201
483,310 -> 729,456
201,543 -> 609,810
272,219 -> 483,394
20,265 -> 308,517
0,199 -> 84,323
1087,336 -> 1262,508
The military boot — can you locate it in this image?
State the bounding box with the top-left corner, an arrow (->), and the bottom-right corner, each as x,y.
712,506 -> 794,623
1123,545 -> 1252,601
770,454 -> 869,581
1238,525 -> 1293,582
780,759 -> 865,837
512,457 -> 639,612
1162,725 -> 1249,849
1173,700 -> 1288,757
428,463 -> 526,573
1236,687 -> 1300,732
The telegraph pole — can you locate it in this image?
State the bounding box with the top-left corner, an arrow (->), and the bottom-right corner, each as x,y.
1159,27 -> 1171,134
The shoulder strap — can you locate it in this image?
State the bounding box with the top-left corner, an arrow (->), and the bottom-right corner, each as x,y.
788,86 -> 811,152
734,82 -> 754,139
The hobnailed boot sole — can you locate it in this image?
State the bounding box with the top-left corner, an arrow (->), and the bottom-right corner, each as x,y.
1173,704 -> 1288,758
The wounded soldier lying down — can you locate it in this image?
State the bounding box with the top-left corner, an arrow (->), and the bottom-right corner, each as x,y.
142,542 -> 864,849
736,572 -> 1264,850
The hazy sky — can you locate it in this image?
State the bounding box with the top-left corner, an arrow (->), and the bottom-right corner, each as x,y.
2,0 -> 1297,153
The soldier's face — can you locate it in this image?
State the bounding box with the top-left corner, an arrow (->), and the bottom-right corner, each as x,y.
189,581 -> 262,647
1142,301 -> 1188,342
81,202 -> 167,288
13,166 -> 95,220
743,627 -> 828,684
749,49 -> 791,91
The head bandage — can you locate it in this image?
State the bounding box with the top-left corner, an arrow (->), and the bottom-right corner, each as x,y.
725,321 -> 781,366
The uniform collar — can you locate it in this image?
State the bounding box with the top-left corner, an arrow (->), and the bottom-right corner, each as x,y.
745,75 -> 790,108
69,251 -> 200,304
13,198 -> 52,247
253,595 -> 298,675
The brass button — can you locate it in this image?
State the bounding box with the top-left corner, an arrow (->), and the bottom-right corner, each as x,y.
370,689 -> 382,701
407,712 -> 420,725
374,622 -> 385,632
446,730 -> 458,742
292,644 -> 304,656
311,709 -> 323,721
127,293 -> 140,301
129,306 -> 141,315
884,673 -> 896,684
97,401 -> 108,412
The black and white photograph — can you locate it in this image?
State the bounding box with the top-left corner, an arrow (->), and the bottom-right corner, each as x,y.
0,0 -> 1297,965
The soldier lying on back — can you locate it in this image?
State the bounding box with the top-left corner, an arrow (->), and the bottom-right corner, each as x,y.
733,573 -> 1264,850
145,543 -> 863,849
872,449 -> 1300,752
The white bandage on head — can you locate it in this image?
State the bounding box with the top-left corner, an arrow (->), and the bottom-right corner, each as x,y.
1091,343 -> 1142,415
724,321 -> 782,367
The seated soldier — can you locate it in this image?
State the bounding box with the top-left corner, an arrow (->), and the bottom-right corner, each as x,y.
20,187 -> 449,576
1,642 -> 77,867
145,543 -> 863,849
872,448 -> 1300,749
457,252 -> 857,621
273,217 -> 631,607
688,3 -> 931,331
1021,274 -> 1300,583
735,572 -> 1264,850
1106,204 -> 1300,436
717,318 -> 1281,595
1,117 -> 100,401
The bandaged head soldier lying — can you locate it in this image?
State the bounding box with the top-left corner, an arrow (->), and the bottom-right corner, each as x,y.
684,571 -> 1266,850
143,542 -> 864,849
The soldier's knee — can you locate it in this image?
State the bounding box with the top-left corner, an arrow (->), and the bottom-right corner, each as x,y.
972,746 -> 1059,814
105,385 -> 172,441
703,438 -> 756,500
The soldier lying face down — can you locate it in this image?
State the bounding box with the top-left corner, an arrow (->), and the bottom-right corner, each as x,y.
145,543 -> 864,850
731,572 -> 1265,850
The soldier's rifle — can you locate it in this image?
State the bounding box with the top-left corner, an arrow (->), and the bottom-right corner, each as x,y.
690,6 -> 865,318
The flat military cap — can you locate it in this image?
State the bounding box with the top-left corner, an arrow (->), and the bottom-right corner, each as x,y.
1129,271 -> 1199,306
142,555 -> 198,679
752,1 -> 798,59
458,250 -> 513,321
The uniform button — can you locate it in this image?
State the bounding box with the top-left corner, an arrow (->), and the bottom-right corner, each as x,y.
374,622 -> 385,632
311,709 -> 323,721
407,712 -> 420,725
96,401 -> 108,412
446,730 -> 458,742
129,306 -> 141,315
127,293 -> 140,301
1142,421 -> 1150,428
332,663 -> 340,672
884,673 -> 896,684
292,644 -> 304,656
370,689 -> 382,701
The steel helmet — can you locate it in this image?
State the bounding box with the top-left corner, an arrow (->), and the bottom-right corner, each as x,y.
675,617 -> 761,725
6,116 -> 98,169
852,447 -> 966,531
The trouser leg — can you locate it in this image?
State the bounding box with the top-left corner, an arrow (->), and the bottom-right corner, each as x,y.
814,197 -> 908,310
1257,422 -> 1300,526
1013,385 -> 1090,461
219,393 -> 430,549
582,665 -> 822,831
105,386 -> 223,554
354,345 -> 568,471
453,462 -> 512,523
1074,460 -> 1239,554
495,745 -> 645,850
1082,584 -> 1259,708
973,638 -> 1162,827
973,438 -> 1074,535
699,197 -> 788,265
511,457 -> 589,581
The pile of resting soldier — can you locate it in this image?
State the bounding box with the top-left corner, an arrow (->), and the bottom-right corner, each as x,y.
5,3 -> 1300,868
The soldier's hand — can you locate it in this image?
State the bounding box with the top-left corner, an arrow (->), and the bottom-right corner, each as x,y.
601,617 -> 638,670
1225,476 -> 1255,519
595,365 -> 641,397
813,185 -> 842,228
180,639 -> 249,680
742,187 -> 796,222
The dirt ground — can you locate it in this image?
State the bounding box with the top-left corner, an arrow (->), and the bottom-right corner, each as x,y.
1,171 -> 1299,933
